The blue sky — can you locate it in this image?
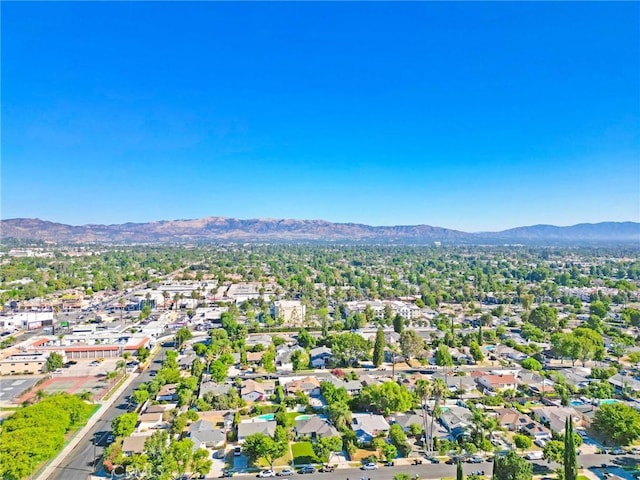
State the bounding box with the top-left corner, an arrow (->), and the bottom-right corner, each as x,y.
2,2 -> 639,231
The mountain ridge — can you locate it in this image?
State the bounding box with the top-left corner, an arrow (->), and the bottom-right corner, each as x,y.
1,217 -> 638,245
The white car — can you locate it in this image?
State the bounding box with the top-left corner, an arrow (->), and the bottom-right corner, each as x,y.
361,463 -> 378,470
258,470 -> 275,478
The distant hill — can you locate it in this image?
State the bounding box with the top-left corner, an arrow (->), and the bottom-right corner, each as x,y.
0,217 -> 638,245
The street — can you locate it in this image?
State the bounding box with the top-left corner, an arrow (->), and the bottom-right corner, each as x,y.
48,345 -> 169,480
227,455 -> 640,480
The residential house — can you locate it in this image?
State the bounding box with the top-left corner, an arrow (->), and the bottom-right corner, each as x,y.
476,374 -> 518,393
310,347 -> 332,369
492,408 -> 531,432
608,374 -> 640,395
521,420 -> 552,441
532,406 -> 582,433
286,376 -> 321,397
156,384 -> 178,402
137,412 -> 164,432
241,379 -> 274,402
238,420 -> 277,443
188,419 -> 226,450
351,413 -> 390,443
391,411 -> 426,433
199,381 -> 233,399
246,351 -> 265,364
122,434 -> 152,456
294,415 -> 340,440
245,334 -> 272,349
275,345 -> 304,373
518,372 -> 555,395
439,405 -> 473,439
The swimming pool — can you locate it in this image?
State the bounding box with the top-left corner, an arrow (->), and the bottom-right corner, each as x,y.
569,400 -> 585,407
599,399 -> 619,405
255,413 -> 276,421
295,414 -> 312,421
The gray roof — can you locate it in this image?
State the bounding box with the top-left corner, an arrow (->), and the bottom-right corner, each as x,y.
199,381 -> 233,398
392,412 -> 426,429
189,420 -> 225,447
238,420 -> 277,439
310,346 -> 332,358
295,415 -> 340,438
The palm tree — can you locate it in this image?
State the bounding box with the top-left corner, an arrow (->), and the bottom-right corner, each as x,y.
162,291 -> 169,310
429,378 -> 448,452
415,379 -> 432,448
118,297 -> 126,324
116,360 -> 126,377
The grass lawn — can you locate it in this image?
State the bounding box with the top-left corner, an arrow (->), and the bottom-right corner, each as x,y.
291,442 -> 318,465
286,411 -> 301,423
577,476 -> 589,480
350,448 -> 377,462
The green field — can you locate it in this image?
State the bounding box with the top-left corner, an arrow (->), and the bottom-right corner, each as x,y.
292,442 -> 318,465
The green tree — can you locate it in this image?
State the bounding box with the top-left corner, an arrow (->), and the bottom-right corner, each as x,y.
313,436 -> 343,463
564,417 -> 577,480
46,352 -> 64,372
528,304 -> 559,332
393,314 -> 405,334
435,344 -> 453,367
136,347 -> 150,363
521,357 -> 542,372
593,403 -> 640,445
373,327 -> 386,367
469,342 -> 484,363
399,329 -> 424,360
381,442 -> 398,462
493,451 -> 532,480
328,401 -> 352,432
243,432 -> 287,469
175,327 -> 193,350
589,300 -> 608,319
292,350 -> 310,371
514,434 -> 532,451
112,412 -> 138,437
297,328 -> 316,349
543,440 -> 564,464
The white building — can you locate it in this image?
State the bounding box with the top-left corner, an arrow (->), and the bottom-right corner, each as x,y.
271,301 -> 306,326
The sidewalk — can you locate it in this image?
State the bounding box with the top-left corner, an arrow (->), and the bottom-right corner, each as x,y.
35,370 -> 140,480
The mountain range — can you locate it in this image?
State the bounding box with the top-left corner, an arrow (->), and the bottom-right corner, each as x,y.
0,217 -> 639,245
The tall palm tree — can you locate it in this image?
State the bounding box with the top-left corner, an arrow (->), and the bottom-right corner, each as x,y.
118,297 -> 126,324
429,378 -> 448,452
415,379 -> 432,448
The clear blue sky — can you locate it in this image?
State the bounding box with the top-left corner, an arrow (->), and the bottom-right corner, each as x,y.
2,2 -> 639,232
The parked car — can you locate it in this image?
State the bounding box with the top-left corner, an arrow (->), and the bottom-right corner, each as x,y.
319,465 -> 336,472
277,468 -> 295,476
361,463 -> 378,471
234,446 -> 242,456
612,448 -> 627,455
424,456 -> 440,464
258,470 -> 275,478
219,470 -> 233,477
525,451 -> 544,460
298,466 -> 316,475
467,456 -> 483,464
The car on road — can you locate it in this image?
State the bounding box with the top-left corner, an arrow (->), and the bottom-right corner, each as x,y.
612,448 -> 627,455
361,463 -> 378,470
258,470 -> 275,478
234,446 -> 242,456
424,456 -> 440,464
467,456 -> 483,464
106,434 -> 115,444
319,465 -> 336,472
149,370 -> 157,376
525,451 -> 544,460
89,361 -> 100,367
298,466 -> 316,474
277,468 -> 295,476
445,456 -> 462,465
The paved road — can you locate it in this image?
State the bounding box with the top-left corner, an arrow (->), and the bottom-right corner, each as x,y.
229,455 -> 640,480
49,345 -> 169,480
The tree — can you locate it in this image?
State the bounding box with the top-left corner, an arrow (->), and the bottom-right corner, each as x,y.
457,460 -> 464,480
393,314 -> 405,334
514,434 -> 532,451
313,436 -> 343,463
543,440 -> 564,464
175,327 -> 193,350
394,474 -> 412,480
493,451 -> 532,480
210,359 -> 229,383
136,347 -> 150,363
564,417 -> 577,480
297,328 -> 316,349
373,327 -> 386,367
389,423 -> 411,457
381,442 -> 398,462
330,332 -> 372,366
589,300 -> 608,319
46,352 -> 64,372
243,432 -> 287,469
593,403 -> 640,445
400,329 -> 424,360
528,304 -> 559,332
435,344 -> 453,367
291,350 -> 310,371
521,357 -> 542,372
112,412 -> 138,438
469,342 -> 484,363
328,401 -> 352,431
